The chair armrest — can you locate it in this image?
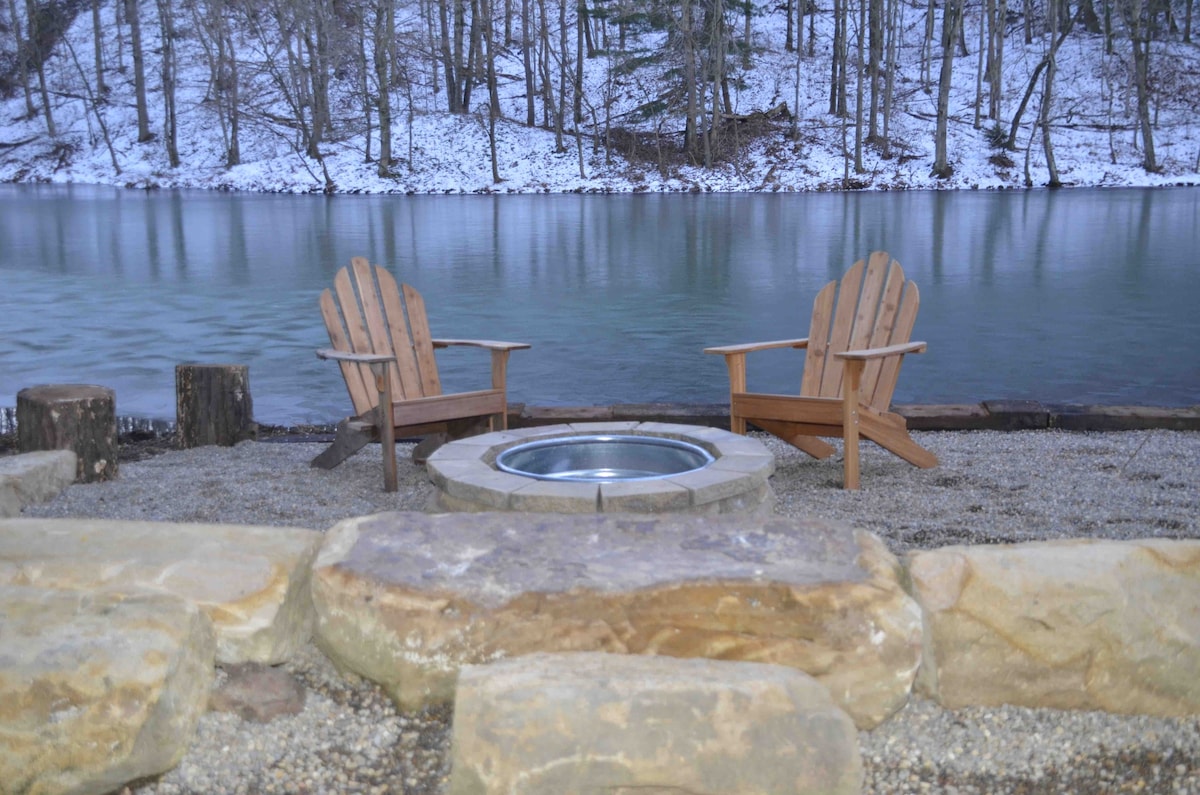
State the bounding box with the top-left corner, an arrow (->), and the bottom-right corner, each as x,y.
432,339 -> 532,352
835,341 -> 927,361
703,338 -> 809,355
317,348 -> 396,364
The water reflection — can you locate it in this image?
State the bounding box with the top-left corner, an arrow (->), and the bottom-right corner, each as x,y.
0,185 -> 1196,424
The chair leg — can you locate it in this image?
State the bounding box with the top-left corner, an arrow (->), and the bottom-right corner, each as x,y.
842,361 -> 864,490
370,361 -> 398,492
310,419 -> 374,470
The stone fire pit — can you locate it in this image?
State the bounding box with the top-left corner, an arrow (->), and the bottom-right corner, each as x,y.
426,422 -> 774,514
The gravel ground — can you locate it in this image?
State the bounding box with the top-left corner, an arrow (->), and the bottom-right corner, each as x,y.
20,428 -> 1200,794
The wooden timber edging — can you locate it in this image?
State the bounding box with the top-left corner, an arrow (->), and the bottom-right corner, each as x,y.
3,401 -> 1199,444
507,401 -> 1200,434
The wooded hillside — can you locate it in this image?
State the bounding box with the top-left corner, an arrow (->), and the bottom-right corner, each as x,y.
1,0 -> 1197,191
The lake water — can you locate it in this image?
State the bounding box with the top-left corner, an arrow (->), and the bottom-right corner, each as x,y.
1,184 -> 1197,425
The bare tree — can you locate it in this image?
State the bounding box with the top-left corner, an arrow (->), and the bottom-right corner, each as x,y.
372,0 -> 397,177
522,0 -> 536,124
91,0 -> 107,96
125,0 -> 151,142
156,0 -> 179,167
881,0 -> 899,156
1119,0 -> 1158,171
830,0 -> 849,114
682,0 -> 699,157
191,0 -> 240,166
1005,11 -> 1075,149
25,0 -> 57,135
481,0 -> 502,181
1039,3 -> 1062,186
8,0 -> 38,119
63,34 -> 118,171
867,0 -> 883,140
932,0 -> 964,177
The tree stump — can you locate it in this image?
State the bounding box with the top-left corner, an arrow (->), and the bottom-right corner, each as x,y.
17,384 -> 118,483
175,364 -> 257,449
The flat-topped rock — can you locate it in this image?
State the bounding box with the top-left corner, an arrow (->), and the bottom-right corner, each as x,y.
449,652 -> 862,795
0,450 -> 77,517
0,585 -> 215,795
0,518 -> 322,664
311,511 -> 922,728
908,538 -> 1200,716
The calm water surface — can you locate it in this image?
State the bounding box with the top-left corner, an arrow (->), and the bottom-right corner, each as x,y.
1,184 -> 1196,424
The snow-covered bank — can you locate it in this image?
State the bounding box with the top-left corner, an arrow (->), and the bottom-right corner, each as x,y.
1,1 -> 1197,196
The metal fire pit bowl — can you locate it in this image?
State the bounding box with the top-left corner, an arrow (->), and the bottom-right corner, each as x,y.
496,435 -> 715,482
426,422 -> 775,515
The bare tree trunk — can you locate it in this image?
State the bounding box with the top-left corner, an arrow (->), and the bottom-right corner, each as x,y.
921,0 -> 935,87
709,0 -> 728,166
974,1 -> 985,128
26,0 -> 57,136
126,0 -> 151,141
92,0 -> 107,96
537,0 -> 555,130
1041,6 -> 1060,186
786,0 -> 795,50
9,0 -> 37,118
156,0 -> 179,167
224,13 -> 240,166
830,0 -> 847,114
374,0 -> 396,176
482,0 -> 502,181
682,0 -> 699,157
868,0 -> 883,140
932,0 -> 964,177
988,0 -> 1005,120
556,0 -> 568,148
437,0 -> 460,111
1119,0 -> 1157,171
855,0 -> 866,171
463,0 -> 482,109
881,0 -> 899,156
522,0 -> 536,124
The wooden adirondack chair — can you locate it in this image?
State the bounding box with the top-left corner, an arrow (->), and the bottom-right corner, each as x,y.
704,251 -> 937,490
312,257 -> 530,491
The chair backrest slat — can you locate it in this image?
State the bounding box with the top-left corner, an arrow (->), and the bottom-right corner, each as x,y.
800,281 -> 837,396
320,286 -> 374,416
802,252 -> 919,412
814,257 -> 865,398
870,280 -> 920,409
400,284 -> 443,397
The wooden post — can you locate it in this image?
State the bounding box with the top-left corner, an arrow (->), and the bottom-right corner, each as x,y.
175,364 -> 257,449
17,384 -> 118,483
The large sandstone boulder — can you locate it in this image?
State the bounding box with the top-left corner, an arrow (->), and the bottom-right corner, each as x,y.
448,652 -> 862,795
0,585 -> 215,795
908,538 -> 1200,715
311,511 -> 923,728
0,518 -> 322,664
0,450 -> 77,517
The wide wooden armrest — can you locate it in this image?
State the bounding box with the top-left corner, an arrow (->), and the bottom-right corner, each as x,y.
317,348 -> 396,364
432,339 -> 532,352
704,338 -> 810,355
835,341 -> 927,361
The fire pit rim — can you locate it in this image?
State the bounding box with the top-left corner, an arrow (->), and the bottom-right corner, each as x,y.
425,421 -> 776,515
494,433 -> 717,483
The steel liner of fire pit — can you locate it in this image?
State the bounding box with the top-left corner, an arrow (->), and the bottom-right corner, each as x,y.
495,435 -> 716,482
